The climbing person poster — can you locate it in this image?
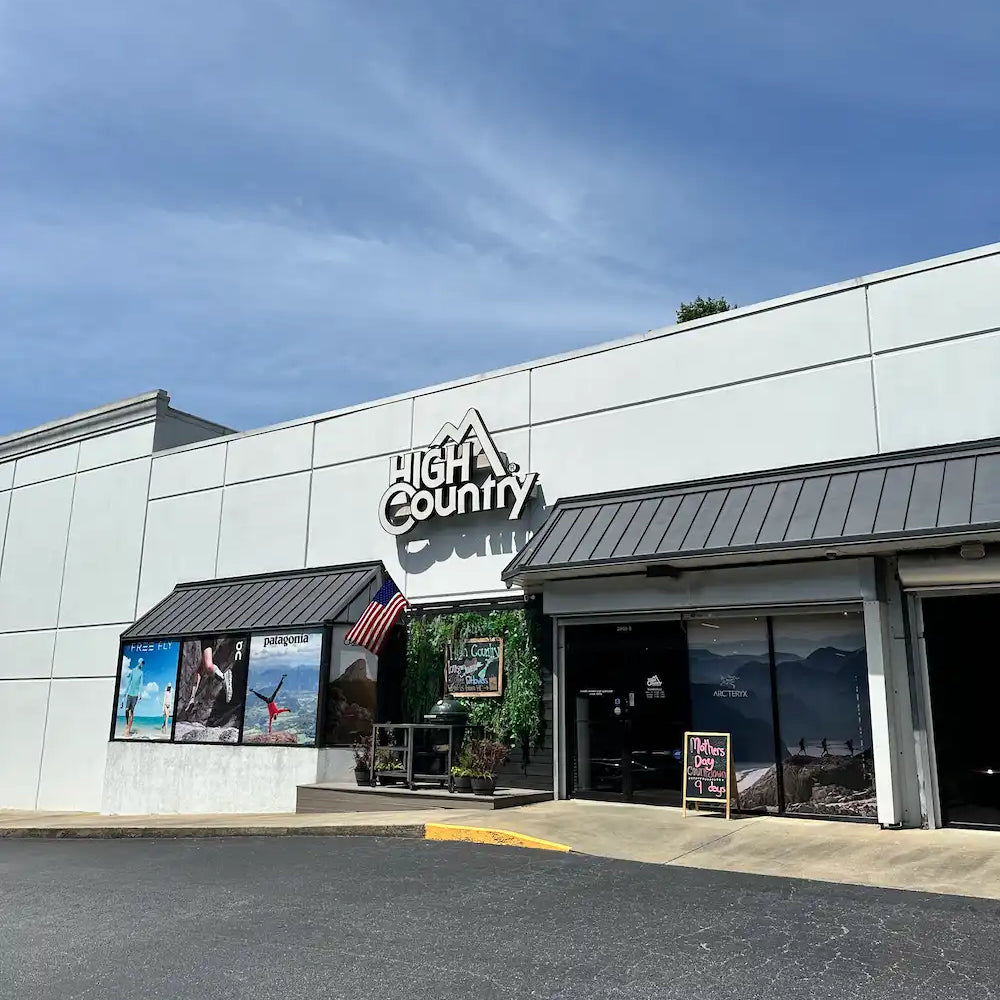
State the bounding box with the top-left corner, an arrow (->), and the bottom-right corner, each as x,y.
112,640 -> 180,741
174,635 -> 250,743
241,631 -> 323,746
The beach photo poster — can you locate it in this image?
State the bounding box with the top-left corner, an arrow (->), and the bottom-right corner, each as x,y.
112,641 -> 181,741
174,635 -> 250,744
242,631 -> 323,746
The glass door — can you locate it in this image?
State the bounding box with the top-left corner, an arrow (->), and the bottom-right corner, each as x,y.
566,621 -> 689,805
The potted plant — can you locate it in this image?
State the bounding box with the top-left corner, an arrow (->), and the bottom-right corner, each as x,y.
469,737 -> 508,796
374,747 -> 405,785
351,733 -> 373,786
451,743 -> 475,792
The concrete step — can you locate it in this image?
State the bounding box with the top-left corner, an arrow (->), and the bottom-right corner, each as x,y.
295,781 -> 551,814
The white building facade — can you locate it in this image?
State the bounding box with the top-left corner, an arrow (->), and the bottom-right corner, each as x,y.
3,241 -> 1000,826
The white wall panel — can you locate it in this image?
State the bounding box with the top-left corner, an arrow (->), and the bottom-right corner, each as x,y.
137,489 -> 223,615
0,490 -> 9,561
224,424 -> 313,485
532,289 -> 870,425
52,625 -> 125,678
0,476 -> 75,631
313,399 -> 413,468
216,473 -> 310,577
532,360 -> 879,500
0,462 -> 14,491
868,252 -> 1000,353
875,331 -> 1000,453
400,429 -> 535,599
13,442 -> 79,487
0,630 -> 55,680
149,441 -> 226,499
306,457 -> 404,582
36,677 -> 115,810
411,371 -> 530,445
58,459 -> 151,627
0,679 -> 48,808
78,424 -> 155,471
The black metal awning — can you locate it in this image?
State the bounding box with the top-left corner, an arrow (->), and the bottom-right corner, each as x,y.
502,437 -> 1000,584
123,562 -> 386,640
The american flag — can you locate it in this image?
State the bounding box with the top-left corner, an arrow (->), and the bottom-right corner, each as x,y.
344,578 -> 408,654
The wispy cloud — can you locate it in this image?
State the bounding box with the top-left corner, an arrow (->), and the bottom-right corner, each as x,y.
0,1 -> 997,432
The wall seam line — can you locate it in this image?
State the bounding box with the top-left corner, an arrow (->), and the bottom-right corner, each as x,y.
302,423 -> 317,568
864,286 -> 883,454
33,443 -> 81,808
213,443 -> 229,577
131,456 -> 156,621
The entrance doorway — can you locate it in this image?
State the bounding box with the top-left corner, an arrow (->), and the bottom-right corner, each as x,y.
923,594 -> 1000,828
565,621 -> 689,805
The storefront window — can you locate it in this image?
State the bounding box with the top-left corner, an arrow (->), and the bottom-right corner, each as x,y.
771,612 -> 876,819
687,617 -> 778,811
325,627 -> 379,745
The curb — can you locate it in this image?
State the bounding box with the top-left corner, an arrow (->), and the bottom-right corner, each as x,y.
425,823 -> 571,853
0,824 -> 427,840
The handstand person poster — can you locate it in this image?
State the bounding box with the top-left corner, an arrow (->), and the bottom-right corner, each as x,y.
112,641 -> 180,741
174,635 -> 250,743
242,631 -> 323,746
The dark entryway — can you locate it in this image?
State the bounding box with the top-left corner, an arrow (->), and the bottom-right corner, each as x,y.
924,593 -> 1000,828
565,621 -> 689,805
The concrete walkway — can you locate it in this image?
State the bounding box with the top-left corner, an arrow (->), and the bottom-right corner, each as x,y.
5,800 -> 1000,900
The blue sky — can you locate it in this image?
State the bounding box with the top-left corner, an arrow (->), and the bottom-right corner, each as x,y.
1,2 -> 998,433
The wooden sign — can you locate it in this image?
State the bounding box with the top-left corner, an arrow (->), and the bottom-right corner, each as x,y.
445,637 -> 504,698
682,731 -> 735,820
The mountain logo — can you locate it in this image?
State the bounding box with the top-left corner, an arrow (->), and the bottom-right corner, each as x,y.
646,674 -> 663,688
379,408 -> 539,536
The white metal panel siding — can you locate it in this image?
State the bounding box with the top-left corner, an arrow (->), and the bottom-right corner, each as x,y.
411,370 -> 530,445
532,288 -> 871,425
0,476 -> 75,631
58,459 -> 151,628
137,489 -> 224,617
313,399 -> 413,468
0,462 -> 14,491
0,630 -> 56,681
36,677 -> 115,811
531,360 -> 879,500
78,424 -> 155,472
51,624 -> 126,679
0,679 -> 48,808
224,424 -> 314,485
867,251 -> 1000,354
149,442 -> 226,499
13,442 -> 79,487
215,472 -> 310,577
306,457 -> 406,583
875,331 -> 1000,453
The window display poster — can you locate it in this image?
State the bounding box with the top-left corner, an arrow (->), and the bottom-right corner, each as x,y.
242,631 -> 323,746
113,641 -> 180,741
326,629 -> 378,745
174,635 -> 250,744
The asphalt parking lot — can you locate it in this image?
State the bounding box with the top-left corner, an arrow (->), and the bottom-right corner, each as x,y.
1,836 -> 998,1000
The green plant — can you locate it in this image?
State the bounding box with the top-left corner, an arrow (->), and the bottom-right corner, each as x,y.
374,748 -> 403,772
450,765 -> 472,778
351,733 -> 372,770
403,608 -> 545,749
469,737 -> 508,778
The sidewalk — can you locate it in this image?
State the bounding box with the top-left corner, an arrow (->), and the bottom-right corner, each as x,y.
5,800 -> 1000,900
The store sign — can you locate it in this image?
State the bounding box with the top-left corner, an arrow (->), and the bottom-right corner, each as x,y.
445,636 -> 504,698
378,408 -> 539,536
682,731 -> 734,816
712,673 -> 748,699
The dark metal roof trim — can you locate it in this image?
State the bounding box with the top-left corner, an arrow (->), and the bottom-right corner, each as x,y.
503,436 -> 1000,582
122,562 -> 385,640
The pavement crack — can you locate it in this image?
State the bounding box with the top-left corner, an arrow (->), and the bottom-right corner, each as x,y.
659,819 -> 762,867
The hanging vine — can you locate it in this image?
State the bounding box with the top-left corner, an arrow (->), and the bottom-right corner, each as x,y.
402,607 -> 545,748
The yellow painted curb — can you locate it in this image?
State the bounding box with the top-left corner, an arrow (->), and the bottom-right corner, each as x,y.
425,823 -> 570,853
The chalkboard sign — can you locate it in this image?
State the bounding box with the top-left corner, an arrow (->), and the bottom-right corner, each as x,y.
445,637 -> 504,698
682,731 -> 734,819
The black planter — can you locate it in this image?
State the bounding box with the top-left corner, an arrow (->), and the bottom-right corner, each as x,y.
471,776 -> 495,796
453,773 -> 473,792
378,774 -> 404,786
354,768 -> 371,787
